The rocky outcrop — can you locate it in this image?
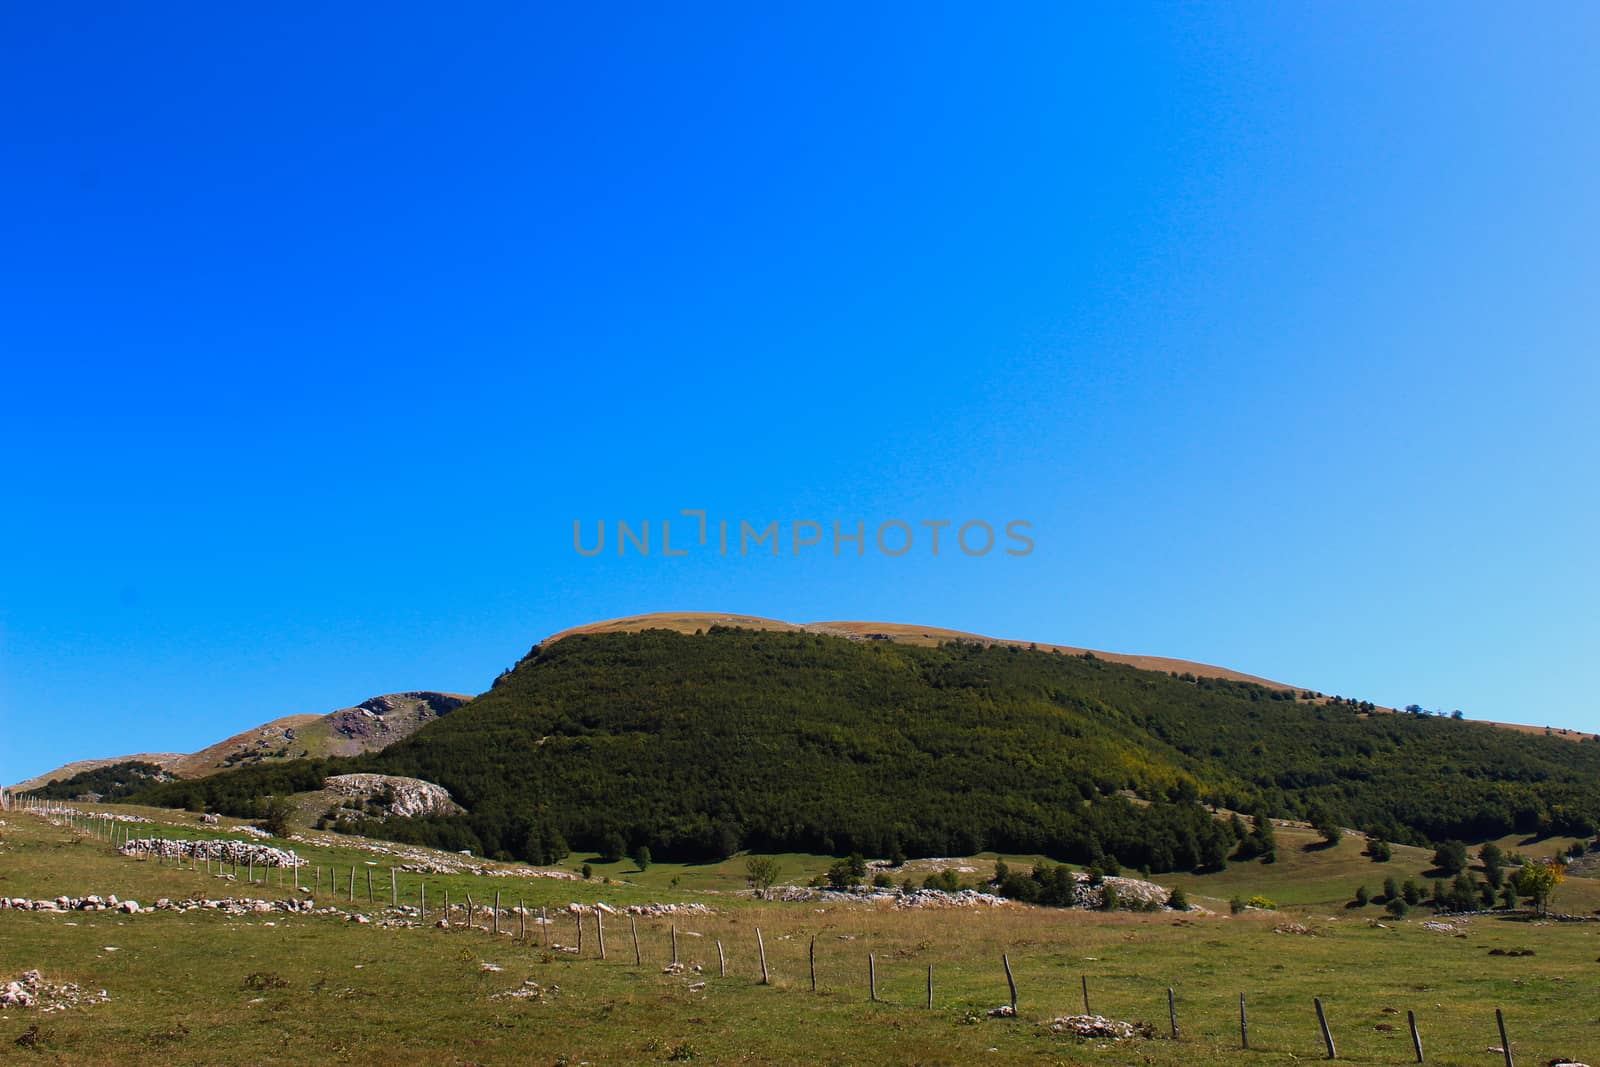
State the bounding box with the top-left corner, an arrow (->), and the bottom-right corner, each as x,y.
321,774 -> 463,819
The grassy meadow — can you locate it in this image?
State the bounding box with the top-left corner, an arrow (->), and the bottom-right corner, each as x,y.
3,807 -> 1599,1066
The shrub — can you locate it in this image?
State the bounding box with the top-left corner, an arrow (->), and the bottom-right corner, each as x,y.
1245,895 -> 1276,910
1166,886 -> 1189,911
1100,884 -> 1120,911
256,797 -> 295,838
1385,897 -> 1409,918
1229,895 -> 1246,914
744,856 -> 781,898
1353,885 -> 1369,907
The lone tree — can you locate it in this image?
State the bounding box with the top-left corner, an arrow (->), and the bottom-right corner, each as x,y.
1514,859 -> 1565,917
1432,839 -> 1469,875
256,796 -> 296,838
744,856 -> 781,899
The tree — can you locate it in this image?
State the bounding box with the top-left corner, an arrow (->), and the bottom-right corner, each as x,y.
1514,859 -> 1564,917
1353,885 -> 1369,907
1367,838 -> 1393,863
1479,842 -> 1504,887
523,822 -> 569,866
744,856 -> 781,899
1385,896 -> 1409,918
632,845 -> 652,871
256,796 -> 295,838
827,858 -> 862,890
1432,840 -> 1469,875
599,832 -> 627,864
1308,805 -> 1342,847
1401,879 -> 1421,906
1382,876 -> 1400,903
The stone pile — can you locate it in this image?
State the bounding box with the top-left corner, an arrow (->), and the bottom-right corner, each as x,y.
2,895 -> 144,914
1048,1014 -> 1153,1040
119,837 -> 301,868
231,825 -> 272,839
1,894 -> 323,917
623,902 -> 715,917
1,971 -> 111,1013
894,888 -> 1011,910
1073,875 -> 1170,910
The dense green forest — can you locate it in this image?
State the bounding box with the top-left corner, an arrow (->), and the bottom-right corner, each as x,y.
134,627 -> 1600,869
32,760 -> 171,802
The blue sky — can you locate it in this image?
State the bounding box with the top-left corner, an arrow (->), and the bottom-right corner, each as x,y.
4,5 -> 1598,784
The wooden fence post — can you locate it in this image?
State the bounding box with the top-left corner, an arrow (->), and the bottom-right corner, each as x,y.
595,907 -> 605,960
1495,1008 -> 1513,1067
1002,954 -> 1017,1013
391,868 -> 398,908
630,915 -> 642,966
1240,994 -> 1249,1049
671,924 -> 679,966
348,865 -> 355,903
577,909 -> 584,954
756,928 -> 769,985
926,964 -> 933,1010
809,938 -> 816,992
716,939 -> 726,978
1082,974 -> 1091,1015
540,906 -> 547,948
1407,1009 -> 1424,1063
492,892 -> 500,935
1314,997 -> 1336,1059
869,953 -> 877,1002
367,868 -> 373,904
444,889 -> 450,928
1168,987 -> 1179,1040
518,900 -> 526,941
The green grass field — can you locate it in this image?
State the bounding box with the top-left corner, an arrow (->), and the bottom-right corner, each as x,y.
3,807 -> 1598,1065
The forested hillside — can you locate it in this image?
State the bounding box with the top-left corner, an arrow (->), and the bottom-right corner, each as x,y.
136,627 -> 1600,869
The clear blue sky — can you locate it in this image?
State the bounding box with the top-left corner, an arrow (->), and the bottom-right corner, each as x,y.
4,5 -> 1598,784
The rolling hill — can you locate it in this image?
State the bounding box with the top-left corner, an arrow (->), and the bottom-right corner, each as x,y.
134,624 -> 1600,871
15,691 -> 470,793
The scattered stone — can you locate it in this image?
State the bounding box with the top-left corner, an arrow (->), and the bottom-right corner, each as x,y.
1,971 -> 111,1014
1048,1015 -> 1153,1040
987,1005 -> 1016,1018
492,979 -> 557,1001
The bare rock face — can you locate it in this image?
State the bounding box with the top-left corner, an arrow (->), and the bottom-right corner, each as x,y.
325,693 -> 470,746
322,774 -> 463,819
